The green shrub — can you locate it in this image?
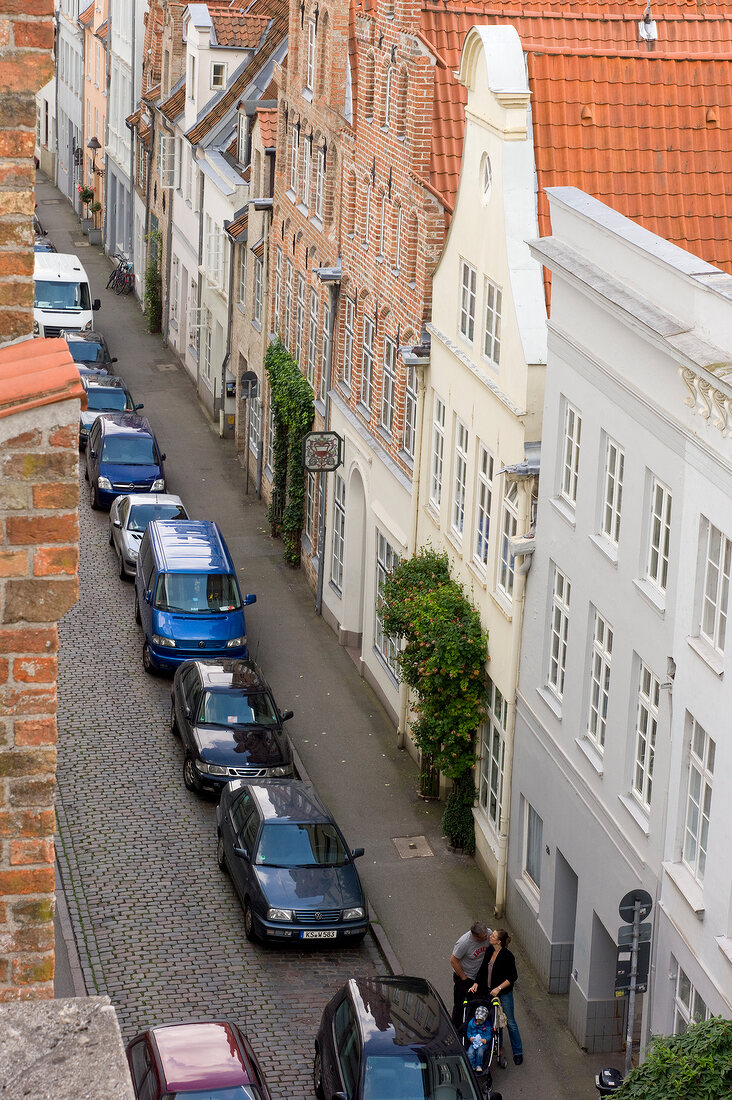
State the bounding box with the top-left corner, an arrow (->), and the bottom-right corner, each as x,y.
265,339 -> 314,565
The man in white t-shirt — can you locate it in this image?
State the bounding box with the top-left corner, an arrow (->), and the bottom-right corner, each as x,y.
450,920 -> 491,1025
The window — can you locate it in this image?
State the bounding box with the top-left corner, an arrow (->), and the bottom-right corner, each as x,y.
266,403 -> 275,471
429,395 -> 445,510
295,275 -> 305,362
253,257 -> 263,326
237,112 -> 249,166
274,247 -> 282,331
403,361 -> 416,459
342,297 -> 354,386
383,65 -> 392,127
632,662 -> 660,812
524,803 -> 543,893
360,315 -> 374,410
587,611 -> 613,750
646,477 -> 672,592
381,335 -> 396,432
451,419 -> 469,538
304,471 -> 316,541
302,139 -> 311,209
474,444 -> 494,570
683,717 -> 714,884
201,310 -> 212,381
497,480 -> 519,599
314,145 -> 325,221
331,474 -> 345,591
170,257 -> 180,322
699,520 -> 731,653
673,966 -> 710,1035
601,437 -> 624,544
378,194 -> 386,257
459,260 -> 477,343
364,184 -> 371,247
306,288 -> 318,388
290,125 -> 299,194
560,401 -> 582,507
547,566 -> 571,700
393,206 -> 402,272
305,19 -> 316,91
479,678 -> 507,830
482,278 -> 502,365
375,531 -> 400,677
284,260 -> 293,348
238,247 -> 247,307
188,54 -> 196,98
248,395 -> 261,453
320,299 -> 330,402
211,62 -> 226,89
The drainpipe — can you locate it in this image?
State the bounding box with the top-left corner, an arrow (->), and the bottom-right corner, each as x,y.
397,344 -> 429,749
313,261 -> 342,617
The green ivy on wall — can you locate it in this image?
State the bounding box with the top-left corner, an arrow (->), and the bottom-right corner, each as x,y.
265,339 -> 314,566
381,547 -> 488,851
143,229 -> 162,333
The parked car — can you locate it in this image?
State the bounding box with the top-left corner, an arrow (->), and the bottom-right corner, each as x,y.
126,1019 -> 273,1100
63,328 -> 117,371
34,238 -> 57,253
109,493 -> 187,579
80,375 -> 141,448
171,658 -> 295,795
134,519 -> 255,674
314,976 -> 484,1100
216,779 -> 368,945
85,413 -> 165,510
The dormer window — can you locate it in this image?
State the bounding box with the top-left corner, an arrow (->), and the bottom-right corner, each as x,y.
237,112 -> 250,166
211,62 -> 226,89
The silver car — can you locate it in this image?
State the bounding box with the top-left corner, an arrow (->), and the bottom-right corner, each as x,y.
109,493 -> 188,579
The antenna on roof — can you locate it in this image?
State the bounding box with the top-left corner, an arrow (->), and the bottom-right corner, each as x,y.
638,2 -> 657,43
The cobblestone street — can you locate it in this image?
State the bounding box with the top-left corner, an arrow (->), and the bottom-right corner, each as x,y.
56,481 -> 382,1096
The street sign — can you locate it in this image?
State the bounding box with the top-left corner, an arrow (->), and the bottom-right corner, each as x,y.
618,922 -> 652,947
302,430 -> 343,472
614,942 -> 650,996
240,370 -> 259,399
618,889 -> 653,923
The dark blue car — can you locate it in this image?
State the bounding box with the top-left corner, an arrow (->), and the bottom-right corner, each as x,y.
216,779 -> 368,945
85,413 -> 165,510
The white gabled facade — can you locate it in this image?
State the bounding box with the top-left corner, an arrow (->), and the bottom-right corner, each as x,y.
417,26 -> 546,894
511,186 -> 732,1054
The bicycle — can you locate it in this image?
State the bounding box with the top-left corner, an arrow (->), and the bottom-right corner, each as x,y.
107,254 -> 135,295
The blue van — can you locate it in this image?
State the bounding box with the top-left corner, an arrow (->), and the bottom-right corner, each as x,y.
134,519 -> 256,674
85,413 -> 165,509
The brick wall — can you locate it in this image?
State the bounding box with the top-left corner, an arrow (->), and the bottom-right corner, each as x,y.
0,398 -> 80,1001
0,0 -> 55,342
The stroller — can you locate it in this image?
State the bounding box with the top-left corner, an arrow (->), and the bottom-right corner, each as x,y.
457,994 -> 507,1096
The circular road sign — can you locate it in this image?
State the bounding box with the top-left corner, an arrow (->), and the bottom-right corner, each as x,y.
619,889 -> 653,923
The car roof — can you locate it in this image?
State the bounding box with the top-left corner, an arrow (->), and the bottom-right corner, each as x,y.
149,1021 -> 252,1091
97,413 -> 153,436
83,375 -> 126,390
228,779 -> 328,823
188,658 -> 269,692
346,976 -> 461,1056
34,251 -> 87,280
147,520 -> 231,573
117,493 -> 183,509
62,329 -> 106,342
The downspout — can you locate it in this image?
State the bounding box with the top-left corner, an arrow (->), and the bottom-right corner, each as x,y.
397,346 -> 429,750
127,0 -> 136,255
221,231 -> 235,437
314,265 -> 341,617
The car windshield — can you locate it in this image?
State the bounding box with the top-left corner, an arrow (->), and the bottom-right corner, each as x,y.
86,388 -> 129,411
155,572 -> 242,613
127,503 -> 186,532
69,342 -> 105,364
255,823 -> 348,867
171,1088 -> 262,1100
362,1054 -> 480,1100
199,689 -> 277,727
34,279 -> 91,310
100,435 -> 157,465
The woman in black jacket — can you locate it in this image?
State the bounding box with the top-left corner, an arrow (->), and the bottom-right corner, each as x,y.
477,929 -> 524,1065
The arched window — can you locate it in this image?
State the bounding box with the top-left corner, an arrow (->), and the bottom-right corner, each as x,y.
395,65 -> 408,139
402,207 -> 417,283
344,170 -> 357,236
382,64 -> 392,129
392,202 -> 401,271
363,49 -> 375,121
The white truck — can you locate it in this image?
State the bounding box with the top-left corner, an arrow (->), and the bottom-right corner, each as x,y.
33,252 -> 100,337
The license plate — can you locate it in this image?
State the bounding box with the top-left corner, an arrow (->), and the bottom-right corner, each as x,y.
301,930 -> 337,939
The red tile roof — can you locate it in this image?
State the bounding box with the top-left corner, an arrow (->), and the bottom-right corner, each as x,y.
79,2 -> 94,27
160,81 -> 186,121
0,339 -> 85,420
209,9 -> 271,48
420,2 -> 732,273
226,210 -> 248,240
257,107 -> 278,149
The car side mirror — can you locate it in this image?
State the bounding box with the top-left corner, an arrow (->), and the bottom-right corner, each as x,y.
333,1093 -> 348,1100
160,453 -> 166,462
233,846 -> 249,861
93,298 -> 101,311
281,709 -> 294,722
111,357 -> 118,363
134,402 -> 144,411
183,704 -> 191,718
351,847 -> 365,860
113,520 -> 122,528
144,590 -> 152,604
245,594 -> 257,606
89,449 -> 97,459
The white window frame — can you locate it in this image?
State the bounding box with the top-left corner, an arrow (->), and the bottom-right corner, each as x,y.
375,531 -> 400,678
314,144 -> 325,220
451,418 -> 469,538
248,395 -> 261,453
304,470 -> 316,542
364,184 -> 371,248
560,400 -> 582,507
320,299 -> 330,403
383,65 -> 392,128
284,259 -> 293,348
682,716 -> 714,884
200,308 -> 213,381
478,677 -> 507,831
330,473 -> 345,591
403,361 -> 416,459
699,519 -> 731,654
306,287 -> 318,389
305,18 -> 316,91
474,444 -> 494,571
547,565 -> 571,701
295,274 -> 305,362
253,256 -> 263,326
646,476 -> 672,593
211,61 -> 226,89
632,661 -> 660,812
378,193 -> 386,257
497,480 -> 519,600
290,125 -> 299,194
266,403 -> 275,471
587,610 -> 613,751
523,802 -> 543,895
393,205 -> 402,272
238,247 -> 247,308
343,297 -> 354,386
459,260 -> 477,343
274,247 -> 282,330
381,335 -> 396,432
482,278 -> 502,365
360,315 -> 374,410
237,112 -> 249,166
673,965 -> 710,1035
429,394 -> 445,510
170,256 -> 180,322
601,436 -> 625,545
302,138 -> 311,209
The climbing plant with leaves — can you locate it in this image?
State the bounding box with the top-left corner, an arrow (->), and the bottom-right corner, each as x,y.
265,339 -> 315,566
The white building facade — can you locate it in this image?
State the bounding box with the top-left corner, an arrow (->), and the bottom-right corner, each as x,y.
510,187 -> 732,1053
56,0 -> 84,207
106,0 -> 146,257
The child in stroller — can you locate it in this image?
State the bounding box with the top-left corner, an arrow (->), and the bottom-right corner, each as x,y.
458,995 -> 506,1093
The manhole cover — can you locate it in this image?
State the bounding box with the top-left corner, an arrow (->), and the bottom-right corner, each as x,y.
392,835 -> 433,859
154,362 -> 178,372
70,235 -> 90,247
39,199 -> 62,205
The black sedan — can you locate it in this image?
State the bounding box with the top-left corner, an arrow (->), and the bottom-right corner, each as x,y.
171,658 -> 295,795
314,976 -> 486,1100
216,779 -> 368,945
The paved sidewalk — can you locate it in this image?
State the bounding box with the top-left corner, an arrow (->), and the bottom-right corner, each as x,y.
39,174 -> 610,1099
